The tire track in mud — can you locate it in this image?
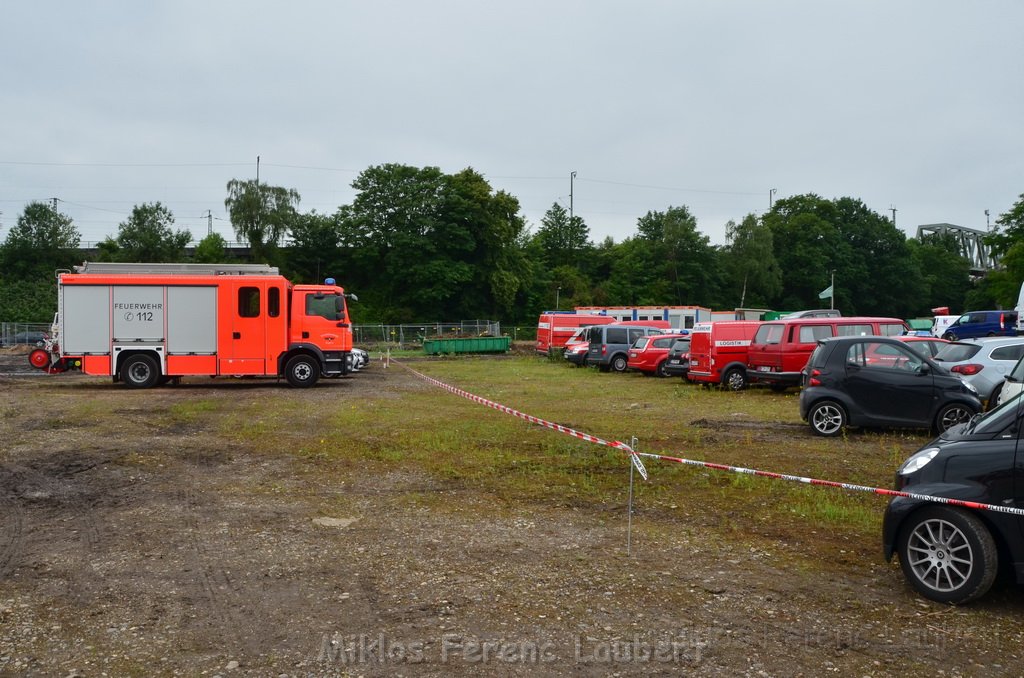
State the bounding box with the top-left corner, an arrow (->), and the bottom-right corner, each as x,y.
0,495 -> 25,579
178,486 -> 254,655
0,454 -> 130,595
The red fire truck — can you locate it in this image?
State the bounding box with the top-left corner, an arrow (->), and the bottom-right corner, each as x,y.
29,262 -> 355,388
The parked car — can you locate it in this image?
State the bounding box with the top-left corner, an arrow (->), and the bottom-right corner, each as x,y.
662,336 -> 693,379
780,309 -> 842,319
563,339 -> 590,367
343,348 -> 369,373
882,394 -> 1024,603
941,310 -> 1017,341
585,324 -> 666,373
1,331 -> 46,348
798,336 -> 981,437
748,316 -> 908,392
931,314 -> 959,338
997,353 -> 1024,405
931,337 -> 1024,409
896,335 -> 949,358
626,332 -> 689,377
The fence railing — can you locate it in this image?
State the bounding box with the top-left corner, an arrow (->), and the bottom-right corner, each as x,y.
1,320 -> 539,350
0,322 -> 52,347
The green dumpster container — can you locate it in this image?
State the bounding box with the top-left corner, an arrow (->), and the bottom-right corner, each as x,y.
423,336 -> 512,355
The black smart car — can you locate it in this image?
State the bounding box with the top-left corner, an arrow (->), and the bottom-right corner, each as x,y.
798,336 -> 981,437
661,337 -> 692,379
883,394 -> 1024,603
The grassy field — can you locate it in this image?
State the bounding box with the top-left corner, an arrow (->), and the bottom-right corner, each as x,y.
6,352 -> 1022,675
266,354 -> 933,570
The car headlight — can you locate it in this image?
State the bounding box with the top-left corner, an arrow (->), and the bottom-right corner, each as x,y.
899,447 -> 940,475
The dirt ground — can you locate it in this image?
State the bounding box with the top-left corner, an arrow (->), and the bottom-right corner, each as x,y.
2,350 -> 1024,677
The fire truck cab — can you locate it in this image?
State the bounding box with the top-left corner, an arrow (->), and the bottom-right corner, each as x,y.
32,262 -> 354,388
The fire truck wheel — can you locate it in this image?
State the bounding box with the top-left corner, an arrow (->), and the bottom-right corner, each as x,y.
122,354 -> 160,389
285,355 -> 320,387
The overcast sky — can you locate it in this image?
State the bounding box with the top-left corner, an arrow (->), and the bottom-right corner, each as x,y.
2,1 -> 1022,248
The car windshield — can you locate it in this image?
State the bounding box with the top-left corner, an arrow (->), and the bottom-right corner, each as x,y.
670,339 -> 691,353
753,324 -> 784,344
968,391 -> 1024,434
567,328 -> 587,343
933,343 -> 981,362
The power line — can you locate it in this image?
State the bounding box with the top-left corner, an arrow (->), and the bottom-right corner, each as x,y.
0,160 -> 252,168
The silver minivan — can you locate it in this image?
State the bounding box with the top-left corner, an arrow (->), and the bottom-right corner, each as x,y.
585,324 -> 665,372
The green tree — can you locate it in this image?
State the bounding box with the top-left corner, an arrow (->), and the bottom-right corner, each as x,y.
114,202 -> 191,262
193,232 -> 228,263
984,193 -> 1024,258
285,211 -> 342,284
224,179 -> 300,264
980,193 -> 1024,309
0,278 -> 57,321
722,214 -> 781,308
0,201 -> 81,279
335,164 -> 529,322
765,194 -> 923,316
534,202 -> 591,269
634,205 -> 722,307
906,232 -> 972,312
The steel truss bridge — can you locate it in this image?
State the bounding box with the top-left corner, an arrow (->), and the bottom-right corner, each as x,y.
916,223 -> 997,274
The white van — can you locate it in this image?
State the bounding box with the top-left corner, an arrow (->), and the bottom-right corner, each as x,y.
932,315 -> 959,338
1017,281 -> 1024,335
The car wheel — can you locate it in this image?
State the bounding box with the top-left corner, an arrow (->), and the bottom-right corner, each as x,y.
285,354 -> 320,387
655,360 -> 668,377
611,355 -> 628,373
121,354 -> 160,389
896,506 -> 997,604
723,368 -> 748,391
808,400 -> 846,437
935,403 -> 974,433
942,332 -> 957,341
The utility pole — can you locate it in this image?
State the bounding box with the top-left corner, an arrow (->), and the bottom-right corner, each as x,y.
569,171 -> 577,221
205,210 -> 213,236
985,209 -> 991,231
255,155 -> 261,247
769,188 -> 777,209
890,206 -> 897,227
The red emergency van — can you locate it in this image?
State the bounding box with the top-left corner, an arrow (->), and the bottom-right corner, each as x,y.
30,262 -> 355,388
686,321 -> 761,390
745,316 -> 908,391
535,312 -> 615,356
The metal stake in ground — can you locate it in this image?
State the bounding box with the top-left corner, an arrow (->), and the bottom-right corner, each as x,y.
626,436 -> 648,556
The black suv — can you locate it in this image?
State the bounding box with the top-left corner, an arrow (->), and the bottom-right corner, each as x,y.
799,336 -> 981,437
883,395 -> 1024,603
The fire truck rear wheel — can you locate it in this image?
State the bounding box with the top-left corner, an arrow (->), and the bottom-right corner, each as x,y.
285,355 -> 320,387
122,354 -> 160,389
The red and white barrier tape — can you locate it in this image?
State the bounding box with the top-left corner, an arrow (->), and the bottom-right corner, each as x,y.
399,362 -> 636,454
395,361 -> 1024,518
